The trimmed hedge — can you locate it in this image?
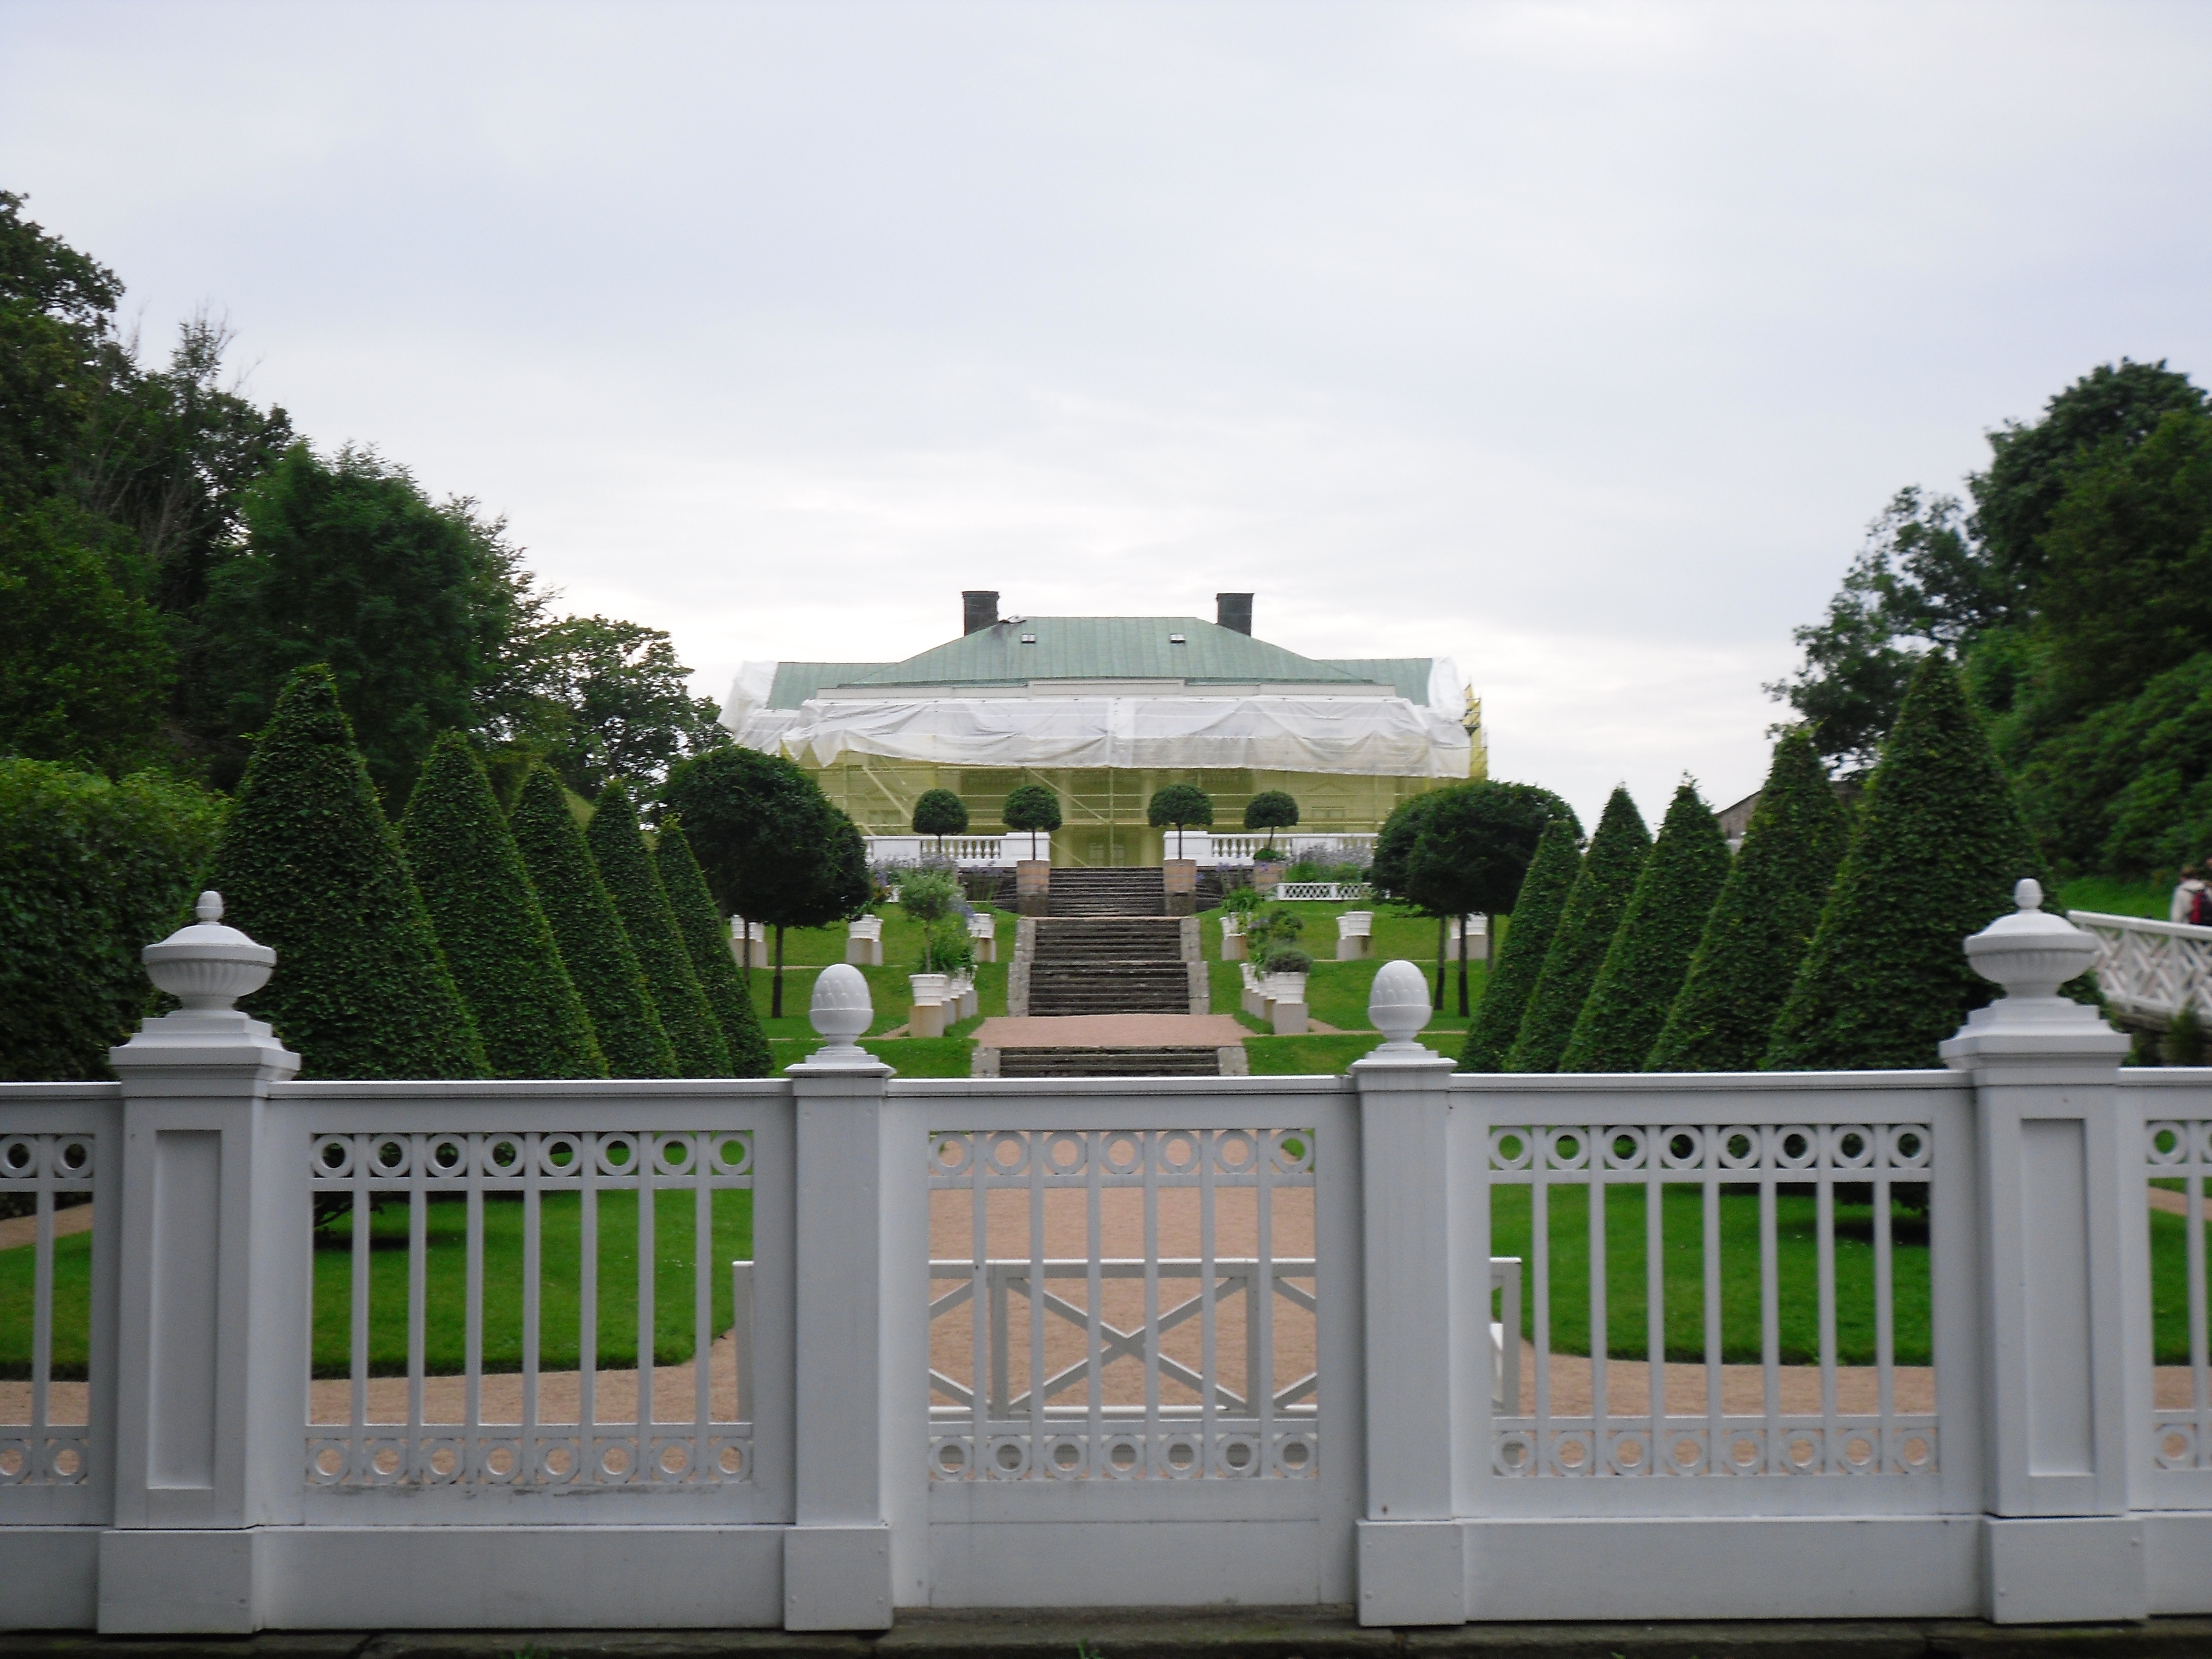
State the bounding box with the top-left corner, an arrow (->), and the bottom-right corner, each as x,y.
1506,786 -> 1651,1073
1560,780 -> 1731,1073
1766,654 -> 2045,1070
400,732 -> 605,1080
1461,818 -> 1581,1073
204,665 -> 487,1079
0,760 -> 227,1081
587,781 -> 731,1078
1647,730 -> 1849,1071
508,764 -> 675,1079
655,819 -> 773,1078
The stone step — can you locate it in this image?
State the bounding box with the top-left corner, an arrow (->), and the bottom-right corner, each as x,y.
995,1047 -> 1222,1078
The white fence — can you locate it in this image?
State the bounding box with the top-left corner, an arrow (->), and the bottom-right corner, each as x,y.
2073,908 -> 2212,1027
866,835 -> 1029,870
2,885 -> 2210,1631
862,833 -> 1380,871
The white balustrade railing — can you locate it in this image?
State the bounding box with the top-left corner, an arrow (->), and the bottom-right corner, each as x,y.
1269,881 -> 1372,902
866,834 -> 1034,869
3,884 -> 2211,1631
2071,908 -> 2212,1025
1205,833 -> 1376,868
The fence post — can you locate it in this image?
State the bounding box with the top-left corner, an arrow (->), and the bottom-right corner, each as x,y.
1351,960 -> 1478,1626
1941,880 -> 2141,1623
784,965 -> 899,1631
98,895 -> 301,1634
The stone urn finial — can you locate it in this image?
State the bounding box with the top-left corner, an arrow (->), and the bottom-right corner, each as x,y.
141,891 -> 276,1013
1367,958 -> 1434,1057
807,962 -> 875,1064
1964,877 -> 2099,1002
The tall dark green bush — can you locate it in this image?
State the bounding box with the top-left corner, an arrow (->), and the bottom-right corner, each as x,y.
587,781 -> 730,1078
1506,786 -> 1651,1073
1648,731 -> 1850,1071
1766,654 -> 2046,1070
1560,780 -> 1731,1072
1461,817 -> 1581,1073
655,819 -> 773,1078
400,732 -> 605,1080
204,664 -> 487,1079
0,760 -> 226,1081
508,763 -> 675,1079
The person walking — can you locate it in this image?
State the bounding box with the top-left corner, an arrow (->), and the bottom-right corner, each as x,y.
2173,863 -> 2212,926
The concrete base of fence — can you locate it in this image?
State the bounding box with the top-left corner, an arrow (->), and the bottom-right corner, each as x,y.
8,1608 -> 2212,1658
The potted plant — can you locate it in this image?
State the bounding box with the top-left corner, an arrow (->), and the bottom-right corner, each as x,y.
1261,945 -> 1313,1009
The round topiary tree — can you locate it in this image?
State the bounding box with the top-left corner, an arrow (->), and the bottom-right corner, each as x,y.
1646,729 -> 1849,1072
1244,789 -> 1299,856
1461,818 -> 1581,1073
1506,785 -> 1651,1073
1148,782 -> 1213,859
1406,780 -> 1580,1016
509,764 -> 675,1078
912,788 -> 968,857
400,732 -> 606,1079
204,663 -> 488,1079
1003,782 -> 1062,860
1766,653 -> 2060,1070
588,781 -> 731,1078
655,819 -> 773,1077
1558,779 -> 1731,1073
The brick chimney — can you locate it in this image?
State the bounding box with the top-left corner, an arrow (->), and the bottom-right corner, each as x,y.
962,591 -> 1000,635
1216,592 -> 1253,635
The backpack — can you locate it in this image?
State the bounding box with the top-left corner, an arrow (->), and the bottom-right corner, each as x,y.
2191,885 -> 2212,928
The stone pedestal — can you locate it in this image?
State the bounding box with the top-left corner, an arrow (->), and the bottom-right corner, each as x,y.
1164,858 -> 1198,917
1016,860 -> 1050,918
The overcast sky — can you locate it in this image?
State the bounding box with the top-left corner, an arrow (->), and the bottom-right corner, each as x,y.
6,1 -> 2208,825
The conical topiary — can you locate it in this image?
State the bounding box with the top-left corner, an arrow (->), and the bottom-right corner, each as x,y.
1647,731 -> 1849,1071
1506,786 -> 1651,1073
655,819 -> 773,1078
1766,654 -> 2046,1070
587,780 -> 731,1078
400,732 -> 606,1080
508,763 -> 675,1079
204,664 -> 487,1079
1560,780 -> 1732,1072
1461,818 -> 1581,1072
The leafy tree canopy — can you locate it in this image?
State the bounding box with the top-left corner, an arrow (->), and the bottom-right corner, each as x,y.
1405,780 -> 1580,920
0,758 -> 226,1081
663,745 -> 845,928
1148,783 -> 1213,857
912,786 -> 968,841
1244,790 -> 1298,835
1002,782 -> 1062,857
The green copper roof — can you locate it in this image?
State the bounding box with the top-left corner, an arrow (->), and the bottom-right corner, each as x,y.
1321,659 -> 1438,704
839,617 -> 1373,690
766,663 -> 893,707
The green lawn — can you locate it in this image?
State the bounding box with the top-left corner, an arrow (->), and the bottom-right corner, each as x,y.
2059,874 -> 2173,920
1488,1182 -> 1934,1366
1198,901 -> 1486,1041
306,1188 -> 753,1377
745,901 -> 1010,1038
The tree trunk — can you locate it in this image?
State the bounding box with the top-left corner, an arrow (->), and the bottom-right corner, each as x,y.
772,924 -> 787,1019
1434,916 -> 1447,1010
735,914 -> 751,985
1457,915 -> 1472,1017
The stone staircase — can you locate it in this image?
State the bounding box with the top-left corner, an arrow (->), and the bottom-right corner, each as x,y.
1024,918 -> 1191,1015
996,1046 -> 1225,1078
1048,867 -> 1165,916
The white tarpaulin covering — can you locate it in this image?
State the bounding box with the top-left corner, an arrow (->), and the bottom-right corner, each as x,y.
722,660 -> 1472,778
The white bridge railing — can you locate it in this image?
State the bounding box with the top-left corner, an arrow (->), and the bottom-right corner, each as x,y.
2071,908 -> 2212,1027
1,883 -> 2208,1632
